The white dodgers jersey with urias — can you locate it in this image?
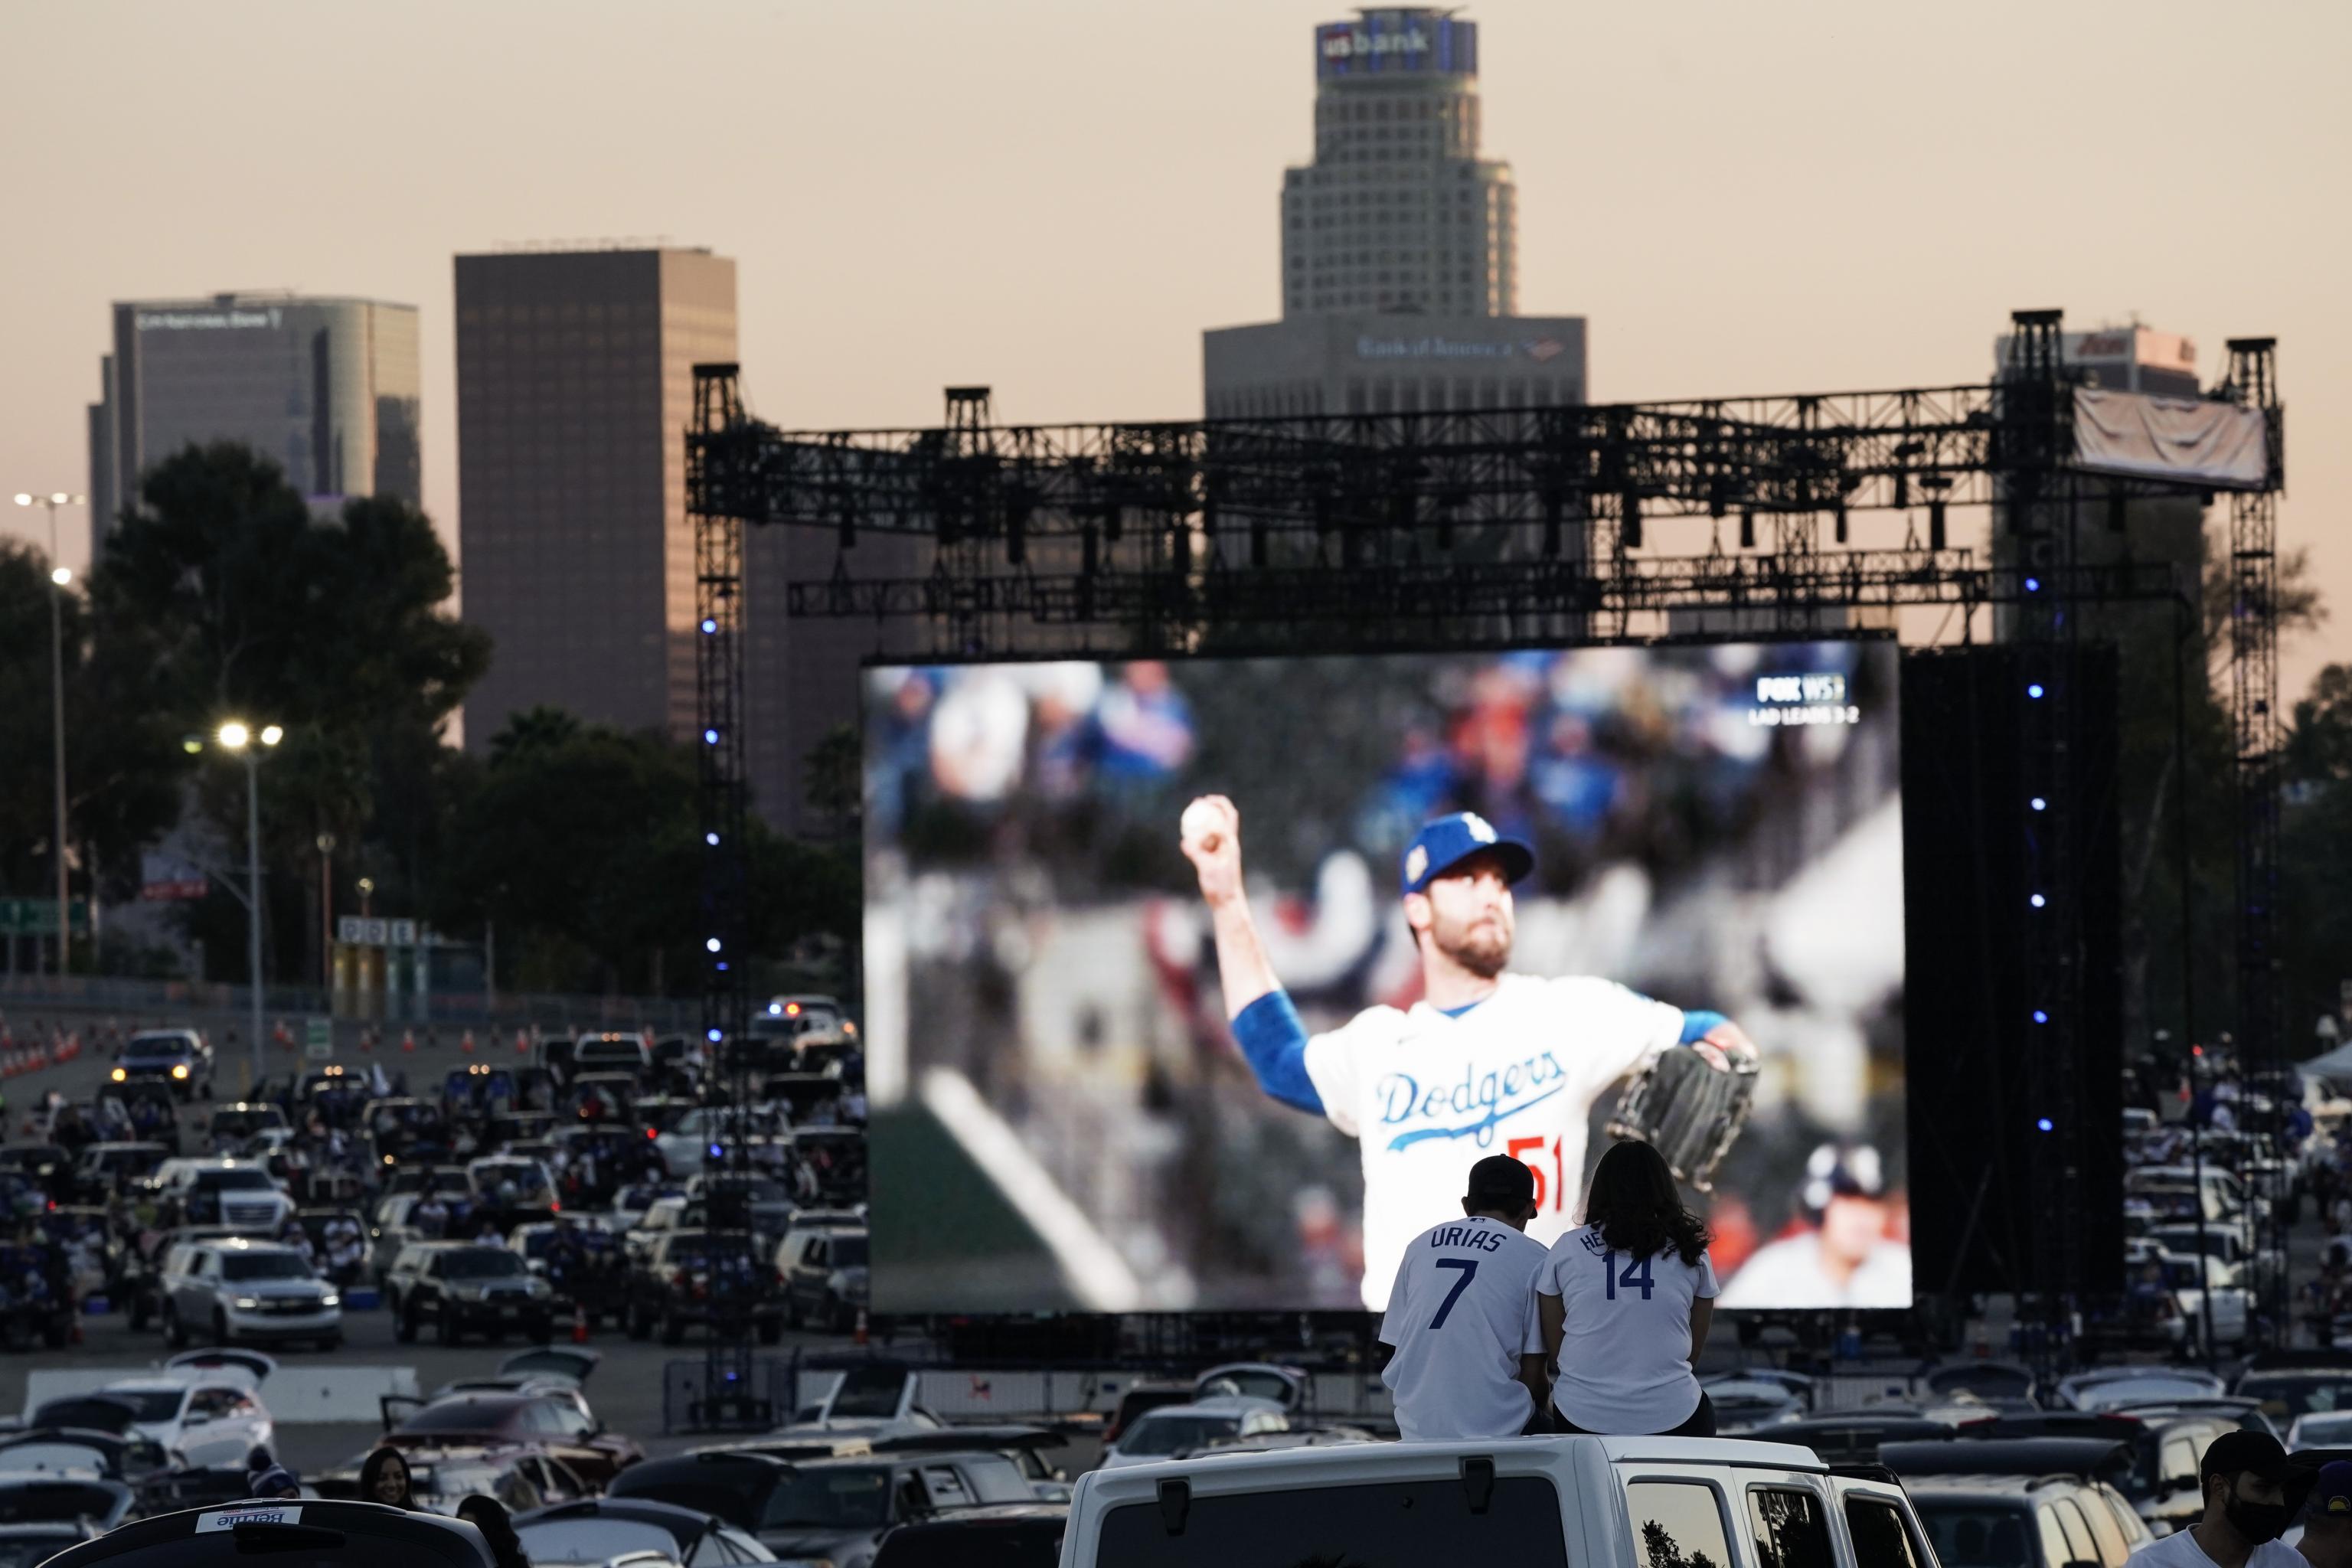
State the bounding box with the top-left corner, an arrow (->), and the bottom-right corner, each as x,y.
1302,972 -> 1685,1310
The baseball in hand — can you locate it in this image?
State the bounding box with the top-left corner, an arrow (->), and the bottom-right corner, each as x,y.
1181,798 -> 1224,850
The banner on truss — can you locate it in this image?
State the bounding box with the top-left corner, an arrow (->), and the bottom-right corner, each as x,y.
2072,387 -> 2269,488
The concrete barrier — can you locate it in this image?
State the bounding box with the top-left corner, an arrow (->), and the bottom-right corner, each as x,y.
26,1364 -> 420,1424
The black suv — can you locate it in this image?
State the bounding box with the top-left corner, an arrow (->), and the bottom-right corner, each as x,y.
386,1243 -> 554,1346
626,1230 -> 783,1346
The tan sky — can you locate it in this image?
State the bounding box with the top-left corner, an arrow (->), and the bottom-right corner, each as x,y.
5,0 -> 2346,698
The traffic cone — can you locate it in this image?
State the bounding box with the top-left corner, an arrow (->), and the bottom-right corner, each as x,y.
571,1303 -> 590,1344
401,1030 -> 416,1054
359,1029 -> 374,1054
854,1308 -> 869,1347
461,1030 -> 476,1055
514,1030 -> 529,1055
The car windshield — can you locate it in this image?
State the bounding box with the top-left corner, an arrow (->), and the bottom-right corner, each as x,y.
106,1390 -> 186,1423
762,1467 -> 892,1529
1917,1504 -> 2035,1568
396,1403 -> 514,1436
126,1039 -> 192,1059
222,1254 -> 312,1282
475,1164 -> 548,1192
829,1236 -> 868,1268
194,1170 -> 276,1192
2297,1413 -> 2352,1444
1120,1415 -> 1241,1456
2243,1375 -> 2352,1417
441,1250 -> 526,1280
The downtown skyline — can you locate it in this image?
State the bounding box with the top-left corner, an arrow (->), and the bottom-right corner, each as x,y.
3,0 -> 2346,697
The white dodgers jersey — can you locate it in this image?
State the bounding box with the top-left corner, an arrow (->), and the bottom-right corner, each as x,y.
1302,972 -> 1684,1310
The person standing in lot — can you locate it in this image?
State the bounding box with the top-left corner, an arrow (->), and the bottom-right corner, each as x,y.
2296,1462 -> 2352,1568
2129,1432 -> 2311,1568
1377,1155 -> 1552,1440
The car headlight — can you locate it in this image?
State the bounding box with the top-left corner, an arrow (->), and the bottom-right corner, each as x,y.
110,1067 -> 126,1082
320,1294 -> 341,1308
171,1064 -> 189,1080
233,1297 -> 262,1309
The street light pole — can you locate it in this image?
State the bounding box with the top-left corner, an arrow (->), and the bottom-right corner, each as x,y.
243,747 -> 263,1083
13,493 -> 83,976
213,720 -> 282,1089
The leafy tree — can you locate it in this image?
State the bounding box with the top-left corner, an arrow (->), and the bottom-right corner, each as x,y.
87,443 -> 488,980
434,713 -> 858,995
0,540 -> 182,917
2281,663 -> 2352,1047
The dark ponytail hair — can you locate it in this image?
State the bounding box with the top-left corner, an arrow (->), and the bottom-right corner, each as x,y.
1582,1138 -> 1710,1267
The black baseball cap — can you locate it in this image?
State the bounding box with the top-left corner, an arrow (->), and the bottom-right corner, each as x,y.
1466,1155 -> 1536,1210
2201,1430 -> 2308,1485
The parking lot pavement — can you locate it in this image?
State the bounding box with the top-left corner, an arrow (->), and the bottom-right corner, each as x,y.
0,1295 -> 880,1475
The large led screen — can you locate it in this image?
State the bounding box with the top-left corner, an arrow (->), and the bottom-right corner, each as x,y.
864,641 -> 1908,1313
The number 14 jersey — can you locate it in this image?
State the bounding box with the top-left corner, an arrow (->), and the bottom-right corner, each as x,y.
1377,1216 -> 1549,1442
1537,1225 -> 1719,1435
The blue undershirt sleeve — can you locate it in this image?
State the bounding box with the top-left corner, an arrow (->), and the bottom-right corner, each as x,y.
1230,990 -> 1324,1116
1677,1009 -> 1730,1045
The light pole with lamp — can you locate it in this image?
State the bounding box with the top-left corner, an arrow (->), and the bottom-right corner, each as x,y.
11,492 -> 83,975
204,720 -> 283,1088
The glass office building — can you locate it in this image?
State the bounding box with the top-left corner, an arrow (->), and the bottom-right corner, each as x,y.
89,293 -> 421,557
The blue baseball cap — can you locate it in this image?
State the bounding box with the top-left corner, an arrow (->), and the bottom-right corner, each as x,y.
2305,1460 -> 2352,1521
1400,812 -> 1536,897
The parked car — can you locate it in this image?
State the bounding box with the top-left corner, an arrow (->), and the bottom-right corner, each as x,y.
378,1392 -> 644,1487
746,1452 -> 1034,1566
0,1475 -> 136,1531
1752,1410 -> 1983,1465
151,1160 -> 292,1235
67,1143 -> 168,1207
0,1429 -> 168,1485
0,1521 -> 100,1568
1058,1430 -> 1931,1568
871,1501 -> 1067,1568
204,1104 -> 289,1155
629,1231 -> 785,1346
1098,1399 -> 1291,1470
36,1494 -> 502,1568
608,1451 -> 797,1531
384,1242 -> 555,1345
1100,1384 -> 1194,1449
96,1373 -> 272,1470
2056,1368 -> 2228,1413
321,1441 -> 594,1514
777,1226 -> 867,1333
574,1034 -> 655,1080
1908,1472 -> 2151,1568
110,1032 -> 211,1102
2234,1357 -> 2352,1426
159,1237 -> 341,1351
512,1497 -> 776,1568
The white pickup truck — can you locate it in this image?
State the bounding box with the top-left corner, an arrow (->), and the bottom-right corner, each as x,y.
1059,1434 -> 1932,1568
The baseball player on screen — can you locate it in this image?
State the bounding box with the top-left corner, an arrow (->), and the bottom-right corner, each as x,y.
1181,799 -> 1758,1311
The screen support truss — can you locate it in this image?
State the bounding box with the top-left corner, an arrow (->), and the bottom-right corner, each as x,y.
687,308 -> 2284,1348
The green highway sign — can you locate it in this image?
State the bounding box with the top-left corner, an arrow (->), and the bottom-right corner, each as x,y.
0,900 -> 91,936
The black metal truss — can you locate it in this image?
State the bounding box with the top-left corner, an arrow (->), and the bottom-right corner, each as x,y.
687,305 -> 2287,1334
690,367 -> 766,1423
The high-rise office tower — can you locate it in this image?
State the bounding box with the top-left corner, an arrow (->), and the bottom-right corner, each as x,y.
1283,8 -> 1514,317
88,292 -> 420,560
453,247 -> 737,755
1207,8 -> 1583,423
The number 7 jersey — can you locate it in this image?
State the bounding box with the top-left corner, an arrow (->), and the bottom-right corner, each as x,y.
1377,1215 -> 1550,1442
1302,972 -> 1687,1310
